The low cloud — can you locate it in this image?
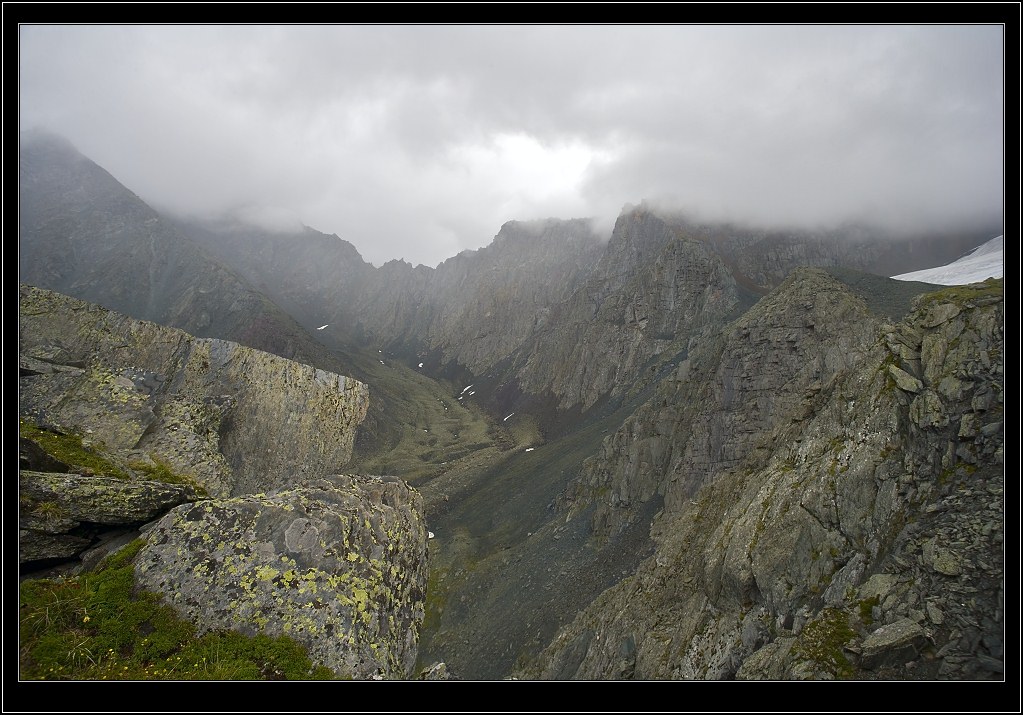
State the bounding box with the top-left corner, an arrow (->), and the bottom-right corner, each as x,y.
20,24 -> 1005,266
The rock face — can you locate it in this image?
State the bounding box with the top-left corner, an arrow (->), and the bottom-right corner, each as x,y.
133,476 -> 428,680
566,268 -> 878,539
19,284 -> 369,498
519,277 -> 1003,681
513,210 -> 744,411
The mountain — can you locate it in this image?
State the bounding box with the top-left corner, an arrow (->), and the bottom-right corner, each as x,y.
18,130 -> 350,372
519,272 -> 1004,680
892,235 -> 1004,285
17,131 -> 1005,682
175,199 -> 994,427
17,130 -> 497,471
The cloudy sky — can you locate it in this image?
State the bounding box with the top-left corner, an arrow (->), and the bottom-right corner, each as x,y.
19,24 -> 1005,267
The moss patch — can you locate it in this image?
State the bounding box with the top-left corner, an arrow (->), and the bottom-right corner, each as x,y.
858,595 -> 881,625
914,277 -> 1002,310
792,608 -> 857,679
19,418 -> 129,480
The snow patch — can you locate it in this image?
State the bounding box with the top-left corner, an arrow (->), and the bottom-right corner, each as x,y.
503,412 -> 515,422
892,235 -> 1003,285
418,362 -> 424,368
525,447 -> 534,452
460,384 -> 474,395
316,324 -> 329,330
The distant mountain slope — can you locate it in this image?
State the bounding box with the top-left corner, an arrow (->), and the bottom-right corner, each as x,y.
18,130 -> 339,370
891,235 -> 1004,285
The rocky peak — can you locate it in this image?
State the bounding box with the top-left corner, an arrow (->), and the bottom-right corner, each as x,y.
593,207 -> 678,291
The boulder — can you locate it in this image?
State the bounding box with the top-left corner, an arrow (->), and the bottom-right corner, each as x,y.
133,475 -> 428,680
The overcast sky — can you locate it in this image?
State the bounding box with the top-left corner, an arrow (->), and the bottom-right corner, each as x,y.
19,24 -> 1005,267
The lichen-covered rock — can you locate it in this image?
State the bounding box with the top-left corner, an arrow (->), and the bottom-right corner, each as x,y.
859,618 -> 928,670
133,476 -> 428,680
19,284 -> 369,497
19,470 -> 197,563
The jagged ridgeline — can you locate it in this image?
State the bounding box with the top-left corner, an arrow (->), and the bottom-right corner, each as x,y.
18,130 -> 1004,683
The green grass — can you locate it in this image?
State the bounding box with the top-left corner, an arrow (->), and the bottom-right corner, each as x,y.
127,456 -> 208,497
19,540 -> 335,681
19,418 -> 129,480
20,417 -> 208,494
348,356 -> 502,483
914,277 -> 1003,310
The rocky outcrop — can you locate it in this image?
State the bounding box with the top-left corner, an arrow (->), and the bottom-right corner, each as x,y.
566,268 -> 878,538
519,277 -> 1003,680
133,476 -> 428,680
19,284 -> 369,498
19,285 -> 432,679
19,470 -> 197,563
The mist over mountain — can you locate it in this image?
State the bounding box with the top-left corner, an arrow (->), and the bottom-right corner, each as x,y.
17,129 -> 1005,685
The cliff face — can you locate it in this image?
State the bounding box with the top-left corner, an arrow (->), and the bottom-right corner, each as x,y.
565,269 -> 879,539
519,276 -> 1003,680
514,211 -> 744,411
415,218 -> 606,376
19,284 -> 369,498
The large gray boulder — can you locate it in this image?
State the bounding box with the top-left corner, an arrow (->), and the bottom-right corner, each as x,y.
133,476 -> 429,680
